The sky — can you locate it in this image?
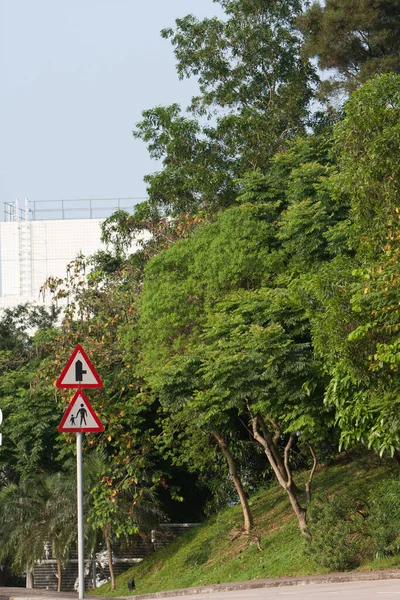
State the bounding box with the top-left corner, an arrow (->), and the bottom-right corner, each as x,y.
0,0 -> 223,215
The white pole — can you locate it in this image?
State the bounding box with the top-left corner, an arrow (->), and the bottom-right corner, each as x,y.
77,432 -> 85,599
26,563 -> 33,588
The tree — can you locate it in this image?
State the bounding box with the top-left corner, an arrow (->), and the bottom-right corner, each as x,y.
39,253 -> 189,579
149,355 -> 256,534
134,0 -> 316,217
138,204 -> 329,537
40,254 -> 162,495
138,202 -> 280,365
164,0 -> 315,158
0,470 -> 77,589
314,244 -> 400,460
86,450 -> 160,591
0,306 -> 61,481
41,470 -> 78,591
100,202 -> 207,265
137,204 -> 279,532
0,476 -> 50,583
194,290 -> 325,538
298,0 -> 400,98
301,75 -> 400,460
134,106 -> 238,215
0,303 -> 59,352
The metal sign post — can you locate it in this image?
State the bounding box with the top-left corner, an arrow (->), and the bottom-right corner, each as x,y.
77,431 -> 84,600
57,345 -> 103,599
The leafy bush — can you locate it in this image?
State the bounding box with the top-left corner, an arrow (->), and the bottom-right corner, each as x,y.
368,478 -> 400,558
307,494 -> 370,570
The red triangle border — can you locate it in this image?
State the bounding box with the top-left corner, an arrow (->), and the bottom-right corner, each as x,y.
56,344 -> 103,389
58,390 -> 104,433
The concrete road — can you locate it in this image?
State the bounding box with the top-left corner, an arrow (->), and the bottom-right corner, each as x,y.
150,579 -> 400,600
1,577 -> 400,600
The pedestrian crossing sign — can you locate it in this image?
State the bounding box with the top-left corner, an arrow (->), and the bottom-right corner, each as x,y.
58,390 -> 104,433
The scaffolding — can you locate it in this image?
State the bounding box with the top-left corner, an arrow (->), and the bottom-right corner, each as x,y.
16,199 -> 33,297
1,198 -> 34,297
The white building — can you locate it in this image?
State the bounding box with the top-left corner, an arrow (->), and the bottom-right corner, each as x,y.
0,198 -> 143,310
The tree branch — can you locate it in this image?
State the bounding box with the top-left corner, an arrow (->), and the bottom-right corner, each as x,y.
305,443 -> 317,504
283,433 -> 296,487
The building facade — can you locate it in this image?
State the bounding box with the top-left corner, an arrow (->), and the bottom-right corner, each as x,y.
0,198 -> 143,310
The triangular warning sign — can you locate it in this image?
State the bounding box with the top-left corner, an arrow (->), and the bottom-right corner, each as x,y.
58,390 -> 104,433
56,344 -> 103,389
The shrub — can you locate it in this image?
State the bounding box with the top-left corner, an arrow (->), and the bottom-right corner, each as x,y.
307,493 -> 370,571
368,478 -> 400,558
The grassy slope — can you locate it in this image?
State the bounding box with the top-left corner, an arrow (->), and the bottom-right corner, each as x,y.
93,453 -> 400,597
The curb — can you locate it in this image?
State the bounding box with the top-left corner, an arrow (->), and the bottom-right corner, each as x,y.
126,570 -> 400,599
2,570 -> 400,600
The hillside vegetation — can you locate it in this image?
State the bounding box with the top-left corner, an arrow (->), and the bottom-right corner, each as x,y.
93,453 -> 400,597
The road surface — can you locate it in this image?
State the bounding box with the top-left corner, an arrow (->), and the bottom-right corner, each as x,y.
1,578 -> 400,600
146,579 -> 400,600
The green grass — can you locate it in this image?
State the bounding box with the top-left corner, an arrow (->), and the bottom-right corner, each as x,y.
92,453 -> 400,596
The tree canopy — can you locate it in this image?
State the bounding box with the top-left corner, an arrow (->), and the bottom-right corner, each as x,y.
298,0 -> 400,97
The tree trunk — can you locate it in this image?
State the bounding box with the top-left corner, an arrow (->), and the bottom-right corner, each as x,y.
257,415 -> 288,484
214,432 -> 254,534
57,558 -> 62,592
394,449 -> 400,468
251,416 -> 312,539
103,527 -> 115,591
26,563 -> 33,588
286,482 -> 310,541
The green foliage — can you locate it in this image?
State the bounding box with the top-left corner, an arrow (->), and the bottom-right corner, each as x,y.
0,469 -> 78,574
138,203 -> 280,368
369,478 -> 400,558
192,288 -> 323,437
296,75 -> 400,458
307,494 -> 370,570
138,203 -> 324,440
0,477 -> 51,571
138,196 -> 330,537
278,162 -> 345,270
0,303 -> 59,351
333,73 -> 400,254
308,475 -> 400,569
134,0 -> 317,217
299,0 -> 400,97
164,0 -> 315,155
87,451 -> 160,541
0,308 -> 61,479
134,106 -> 238,215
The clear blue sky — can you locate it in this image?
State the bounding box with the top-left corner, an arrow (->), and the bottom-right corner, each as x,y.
0,0 -> 222,210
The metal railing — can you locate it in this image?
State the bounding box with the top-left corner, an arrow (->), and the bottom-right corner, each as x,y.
3,197 -> 146,222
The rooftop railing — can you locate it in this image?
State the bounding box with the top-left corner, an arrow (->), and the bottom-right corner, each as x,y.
3,197 -> 146,222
